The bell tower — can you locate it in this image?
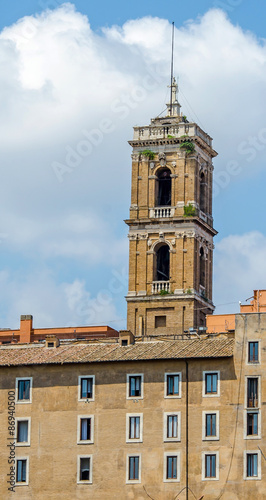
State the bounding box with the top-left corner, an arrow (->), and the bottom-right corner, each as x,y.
125,78 -> 217,337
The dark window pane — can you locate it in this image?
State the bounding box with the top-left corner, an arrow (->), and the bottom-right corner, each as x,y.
80,418 -> 91,441
129,417 -> 140,439
205,373 -> 218,394
129,456 -> 139,480
17,421 -> 28,442
129,376 -> 141,397
80,457 -> 90,481
247,413 -> 258,436
205,455 -> 216,478
247,454 -> 258,477
18,380 -> 30,401
16,460 -> 27,482
167,375 -> 179,396
206,414 -> 216,437
157,168 -> 171,206
247,378 -> 258,407
167,456 -> 177,479
81,378 -> 93,399
248,342 -> 258,362
156,245 -> 170,281
167,415 -> 177,438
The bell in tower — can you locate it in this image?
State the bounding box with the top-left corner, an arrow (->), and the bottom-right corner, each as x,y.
125,78 -> 217,338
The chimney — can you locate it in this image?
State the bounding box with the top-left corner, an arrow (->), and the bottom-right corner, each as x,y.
20,315 -> 33,343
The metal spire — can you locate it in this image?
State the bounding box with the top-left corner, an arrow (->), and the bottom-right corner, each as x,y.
170,22 -> 174,116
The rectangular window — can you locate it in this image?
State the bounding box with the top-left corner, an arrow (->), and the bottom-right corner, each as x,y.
248,342 -> 259,363
167,456 -> 177,479
167,375 -> 179,396
78,456 -> 92,483
129,376 -> 141,397
81,419 -> 91,441
164,412 -> 181,442
202,452 -> 219,480
205,373 -> 218,394
164,452 -> 180,482
129,417 -> 140,439
167,415 -> 177,438
126,414 -> 143,442
16,458 -> 28,485
247,378 -> 258,408
128,456 -> 140,481
78,376 -> 95,402
127,374 -> 143,399
205,455 -> 216,477
247,454 -> 258,477
16,378 -> 32,403
202,411 -> 219,440
206,414 -> 216,437
247,412 -> 258,436
17,420 -> 29,444
77,415 -> 94,444
164,373 -> 181,399
205,454 -> 216,478
155,315 -> 166,328
244,451 -> 261,480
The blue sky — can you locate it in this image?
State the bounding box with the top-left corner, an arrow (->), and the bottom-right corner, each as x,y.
1,0 -> 266,37
1,0 -> 266,329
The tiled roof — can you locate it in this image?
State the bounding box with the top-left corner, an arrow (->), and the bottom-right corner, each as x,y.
0,338 -> 234,367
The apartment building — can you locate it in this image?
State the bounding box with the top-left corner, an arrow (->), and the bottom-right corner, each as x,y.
1,311 -> 265,499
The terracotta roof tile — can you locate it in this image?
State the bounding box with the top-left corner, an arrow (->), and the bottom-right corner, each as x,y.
0,338 -> 234,367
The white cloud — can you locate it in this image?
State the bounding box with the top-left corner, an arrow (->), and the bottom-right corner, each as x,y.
214,231 -> 266,313
1,4 -> 266,326
0,269 -> 125,329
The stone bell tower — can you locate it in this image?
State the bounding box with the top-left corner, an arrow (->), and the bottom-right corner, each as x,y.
125,78 -> 217,337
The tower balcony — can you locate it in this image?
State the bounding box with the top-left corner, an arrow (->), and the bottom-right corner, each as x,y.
152,281 -> 171,294
150,207 -> 175,219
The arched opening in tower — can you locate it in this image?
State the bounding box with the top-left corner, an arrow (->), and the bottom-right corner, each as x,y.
155,244 -> 170,281
156,168 -> 171,206
200,172 -> 207,213
199,247 -> 205,288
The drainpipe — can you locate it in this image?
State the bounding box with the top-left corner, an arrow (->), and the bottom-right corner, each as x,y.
185,360 -> 189,500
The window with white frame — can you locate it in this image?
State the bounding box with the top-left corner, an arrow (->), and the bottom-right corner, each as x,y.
126,455 -> 141,483
16,418 -> 31,446
164,412 -> 181,442
77,456 -> 92,484
202,452 -> 219,480
246,377 -> 259,408
126,374 -> 143,399
164,452 -> 180,482
78,376 -> 95,402
126,414 -> 143,443
16,458 -> 29,485
164,373 -> 181,398
244,451 -> 261,480
245,411 -> 260,439
248,341 -> 259,364
203,371 -> 220,397
15,378 -> 32,403
77,416 -> 94,444
202,411 -> 219,440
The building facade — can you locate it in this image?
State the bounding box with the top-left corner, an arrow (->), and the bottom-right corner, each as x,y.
0,314 -> 266,499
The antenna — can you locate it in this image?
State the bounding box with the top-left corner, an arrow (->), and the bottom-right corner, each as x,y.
170,22 -> 175,116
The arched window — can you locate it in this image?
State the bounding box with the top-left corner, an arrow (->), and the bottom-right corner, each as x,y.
199,247 -> 205,288
154,244 -> 170,281
200,172 -> 207,213
156,168 -> 171,206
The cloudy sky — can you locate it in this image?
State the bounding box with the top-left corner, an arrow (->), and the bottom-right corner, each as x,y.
0,0 -> 266,330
